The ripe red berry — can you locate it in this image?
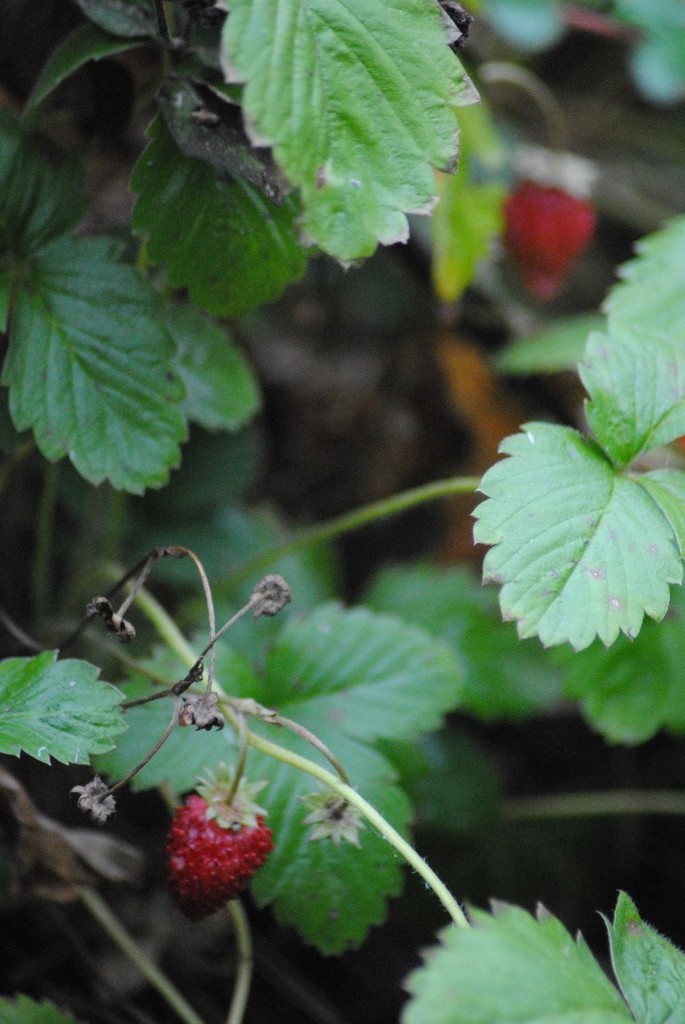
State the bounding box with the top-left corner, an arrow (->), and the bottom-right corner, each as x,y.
166,794 -> 273,920
504,180 -> 596,301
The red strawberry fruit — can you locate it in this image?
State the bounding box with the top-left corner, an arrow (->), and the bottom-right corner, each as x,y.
167,793 -> 273,920
504,180 -> 596,301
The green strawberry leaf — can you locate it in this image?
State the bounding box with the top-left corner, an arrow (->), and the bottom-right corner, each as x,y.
563,579 -> 685,743
403,903 -> 632,1024
131,115 -> 306,317
581,329 -> 685,468
0,111 -> 85,258
221,0 -> 476,260
74,0 -> 157,38
260,603 -> 462,741
638,468 -> 685,556
606,891 -> 685,1023
0,652 -> 125,765
24,22 -> 146,113
473,422 -> 682,650
162,302 -> 261,431
496,314 -> 604,376
364,562 -> 563,719
2,236 -> 187,493
580,217 -> 685,467
248,730 -> 411,954
604,216 -> 685,336
0,994 -> 84,1024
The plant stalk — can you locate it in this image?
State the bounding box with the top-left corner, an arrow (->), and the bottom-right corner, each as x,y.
225,475 -> 481,590
78,886 -> 207,1024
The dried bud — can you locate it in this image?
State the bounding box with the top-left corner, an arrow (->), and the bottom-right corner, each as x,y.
251,574 -> 292,620
179,692 -> 225,731
86,596 -> 136,642
71,776 -> 116,825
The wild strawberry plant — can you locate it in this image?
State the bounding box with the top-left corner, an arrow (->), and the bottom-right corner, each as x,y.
2,1 -> 685,1023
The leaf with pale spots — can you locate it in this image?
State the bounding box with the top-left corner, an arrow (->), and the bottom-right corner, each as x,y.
473,422 -> 682,650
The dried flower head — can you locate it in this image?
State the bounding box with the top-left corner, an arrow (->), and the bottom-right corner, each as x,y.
86,596 -> 136,642
179,692 -> 225,731
71,775 -> 116,825
302,792 -> 365,847
251,575 -> 292,620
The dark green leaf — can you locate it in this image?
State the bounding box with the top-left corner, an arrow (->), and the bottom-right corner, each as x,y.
131,116 -> 306,316
387,731 -> 502,838
221,0 -> 475,260
157,76 -> 289,201
261,604 -> 462,742
365,563 -> 563,720
74,0 -> 157,38
0,994 -> 83,1024
403,903 -> 632,1024
563,581 -> 685,743
161,303 -> 260,431
607,891 -> 685,1022
0,112 -> 85,258
24,22 -> 147,113
248,730 -> 410,954
2,236 -> 187,493
473,422 -> 682,650
0,652 -> 125,765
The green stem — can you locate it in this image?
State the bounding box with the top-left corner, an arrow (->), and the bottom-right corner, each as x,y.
506,789 -> 685,820
32,460 -> 58,623
77,887 -> 207,1024
225,900 -> 253,1024
227,476 -> 481,589
133,576 -> 470,928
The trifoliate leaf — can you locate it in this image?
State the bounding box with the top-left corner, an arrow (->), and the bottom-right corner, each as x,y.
25,22 -> 146,113
2,236 -> 186,493
0,994 -> 84,1024
364,562 -> 562,719
0,652 -> 125,765
260,603 -> 462,741
403,903 -> 632,1024
606,891 -> 685,1023
247,730 -> 410,954
161,302 -> 260,431
563,579 -> 685,743
473,422 -> 682,650
131,115 -> 306,317
581,328 -> 685,468
221,0 -> 474,260
0,112 -> 85,258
